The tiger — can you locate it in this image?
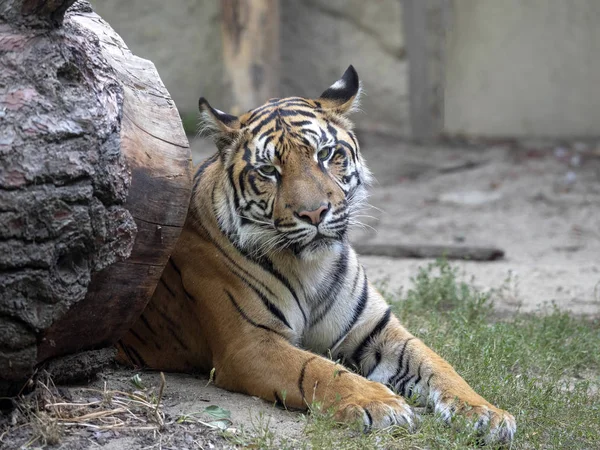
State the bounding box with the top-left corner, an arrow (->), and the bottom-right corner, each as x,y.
117,66 -> 516,444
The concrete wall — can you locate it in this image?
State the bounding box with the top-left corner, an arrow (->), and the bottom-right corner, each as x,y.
281,1 -> 408,135
445,0 -> 600,139
90,0 -> 230,123
90,0 -> 408,135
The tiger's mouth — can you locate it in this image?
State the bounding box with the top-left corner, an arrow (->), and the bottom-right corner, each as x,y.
286,229 -> 346,256
312,232 -> 333,242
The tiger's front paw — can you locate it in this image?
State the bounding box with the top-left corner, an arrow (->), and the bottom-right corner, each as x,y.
335,380 -> 418,432
436,398 -> 516,444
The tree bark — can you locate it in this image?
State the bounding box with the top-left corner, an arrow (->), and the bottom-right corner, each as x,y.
0,0 -> 191,395
221,0 -> 280,114
0,0 -> 76,28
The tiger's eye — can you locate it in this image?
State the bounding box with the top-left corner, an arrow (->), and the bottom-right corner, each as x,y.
317,148 -> 332,161
259,165 -> 276,176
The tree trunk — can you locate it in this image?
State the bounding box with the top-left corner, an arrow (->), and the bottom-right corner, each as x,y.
221,0 -> 280,114
0,0 -> 192,395
403,0 -> 452,141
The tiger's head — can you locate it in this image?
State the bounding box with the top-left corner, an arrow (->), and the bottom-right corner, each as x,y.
198,65 -> 372,259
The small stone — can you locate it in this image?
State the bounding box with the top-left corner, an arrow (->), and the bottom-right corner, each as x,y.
564,171 -> 577,185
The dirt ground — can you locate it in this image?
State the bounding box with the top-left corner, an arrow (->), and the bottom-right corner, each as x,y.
3,136 -> 599,449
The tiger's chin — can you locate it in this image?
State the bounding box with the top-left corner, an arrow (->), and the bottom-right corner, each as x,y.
291,235 -> 345,260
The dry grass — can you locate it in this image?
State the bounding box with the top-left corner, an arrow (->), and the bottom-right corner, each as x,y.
1,372 -> 167,448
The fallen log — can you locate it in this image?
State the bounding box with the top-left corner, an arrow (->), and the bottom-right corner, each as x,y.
0,0 -> 191,395
353,243 -> 505,261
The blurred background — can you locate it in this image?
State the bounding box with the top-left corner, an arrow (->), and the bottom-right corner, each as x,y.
90,0 -> 600,315
92,0 -> 600,140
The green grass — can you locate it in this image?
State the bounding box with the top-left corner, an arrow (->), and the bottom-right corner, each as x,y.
296,260 -> 600,449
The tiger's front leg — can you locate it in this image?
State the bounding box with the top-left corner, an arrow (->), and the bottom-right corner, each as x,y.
213,332 -> 418,431
337,291 -> 516,444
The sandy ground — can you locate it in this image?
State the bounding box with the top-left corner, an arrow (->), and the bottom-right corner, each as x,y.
353,134 -> 600,317
3,136 -> 599,449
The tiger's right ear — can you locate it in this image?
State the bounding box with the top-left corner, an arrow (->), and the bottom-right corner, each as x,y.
198,97 -> 241,152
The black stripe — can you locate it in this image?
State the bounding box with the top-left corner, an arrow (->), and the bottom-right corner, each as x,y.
366,350 -> 382,378
258,127 -> 275,141
251,110 -> 279,134
338,140 -> 357,164
159,276 -> 176,297
193,153 -> 219,189
169,259 -> 182,276
139,313 -> 157,336
120,342 -> 146,368
400,362 -> 423,397
283,229 -> 310,239
252,256 -> 308,326
195,193 -> 308,326
128,345 -> 147,368
247,99 -> 313,123
169,259 -> 200,306
406,363 -> 424,398
195,222 -> 291,327
325,120 -> 338,138
349,265 -> 362,293
151,303 -> 179,330
148,302 -> 190,349
327,214 -> 349,225
392,359 -> 411,392
227,165 -> 241,211
298,356 -> 318,403
352,308 -> 392,368
390,349 -> 415,391
329,271 -> 369,351
129,329 -> 147,345
183,290 -> 197,303
310,245 -> 350,326
289,120 -> 313,127
273,391 -> 284,408
388,338 -> 415,387
116,341 -> 135,366
225,289 -> 286,338
243,275 -> 292,329
147,301 -> 190,350
364,409 -> 373,431
277,109 -> 316,119
166,325 -> 190,350
426,373 -> 434,386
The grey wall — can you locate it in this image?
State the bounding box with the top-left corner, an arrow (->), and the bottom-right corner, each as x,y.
445,0 -> 600,139
90,0 -> 409,135
90,0 -> 230,122
280,1 -> 408,135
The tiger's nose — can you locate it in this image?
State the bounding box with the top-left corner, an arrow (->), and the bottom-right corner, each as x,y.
296,203 -> 330,226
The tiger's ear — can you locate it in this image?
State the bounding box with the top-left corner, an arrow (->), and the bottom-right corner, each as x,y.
318,65 -> 361,115
198,97 -> 241,152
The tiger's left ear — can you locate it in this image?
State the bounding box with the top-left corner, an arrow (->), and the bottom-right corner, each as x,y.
318,65 -> 361,115
198,97 -> 241,152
